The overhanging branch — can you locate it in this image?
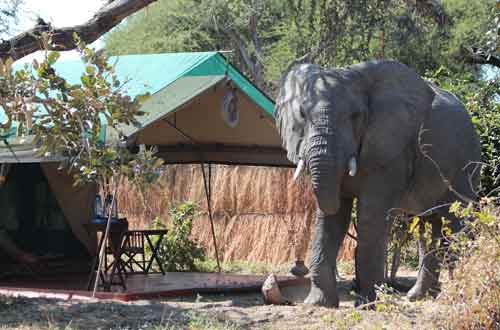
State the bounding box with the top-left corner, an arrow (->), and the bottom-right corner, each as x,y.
0,0 -> 158,62
465,47 -> 500,69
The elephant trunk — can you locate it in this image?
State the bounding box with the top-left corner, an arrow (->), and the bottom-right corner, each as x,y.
308,134 -> 341,215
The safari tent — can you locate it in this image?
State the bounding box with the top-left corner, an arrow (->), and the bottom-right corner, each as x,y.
0,51 -> 288,280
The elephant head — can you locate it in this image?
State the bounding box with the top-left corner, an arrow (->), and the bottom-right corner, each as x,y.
275,61 -> 435,215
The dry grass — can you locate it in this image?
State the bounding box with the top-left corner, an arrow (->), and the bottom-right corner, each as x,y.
431,201 -> 500,330
116,164 -> 356,265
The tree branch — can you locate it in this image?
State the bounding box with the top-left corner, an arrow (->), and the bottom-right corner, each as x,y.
465,47 -> 500,69
405,0 -> 449,27
0,0 -> 157,62
224,26 -> 265,89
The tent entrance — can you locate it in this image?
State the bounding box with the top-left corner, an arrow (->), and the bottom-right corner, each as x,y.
0,163 -> 91,273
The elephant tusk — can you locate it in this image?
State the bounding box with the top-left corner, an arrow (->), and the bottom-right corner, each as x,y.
293,159 -> 305,181
348,156 -> 357,177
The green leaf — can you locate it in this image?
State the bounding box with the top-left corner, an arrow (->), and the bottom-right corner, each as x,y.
47,51 -> 61,65
409,217 -> 421,234
85,65 -> 96,75
449,201 -> 462,215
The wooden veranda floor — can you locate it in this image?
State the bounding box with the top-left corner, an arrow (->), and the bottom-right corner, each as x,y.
0,272 -> 308,302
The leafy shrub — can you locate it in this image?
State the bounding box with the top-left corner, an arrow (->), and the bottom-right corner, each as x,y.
437,199 -> 500,330
150,202 -> 205,272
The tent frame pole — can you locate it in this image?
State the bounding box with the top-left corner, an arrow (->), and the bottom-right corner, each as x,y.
200,162 -> 221,273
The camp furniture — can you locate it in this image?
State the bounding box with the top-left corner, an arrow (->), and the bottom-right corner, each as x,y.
120,229 -> 167,275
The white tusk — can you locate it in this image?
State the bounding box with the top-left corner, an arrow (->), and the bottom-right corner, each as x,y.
293,159 -> 305,181
348,156 -> 357,177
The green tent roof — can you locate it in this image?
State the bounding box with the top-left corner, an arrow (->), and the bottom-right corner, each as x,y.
1,52 -> 288,166
1,52 -> 273,125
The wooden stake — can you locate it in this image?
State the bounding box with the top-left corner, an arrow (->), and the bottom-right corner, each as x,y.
92,175 -> 120,297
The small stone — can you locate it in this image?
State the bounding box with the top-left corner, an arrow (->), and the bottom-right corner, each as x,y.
261,274 -> 284,305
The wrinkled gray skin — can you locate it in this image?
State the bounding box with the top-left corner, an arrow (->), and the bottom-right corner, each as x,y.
275,60 -> 481,307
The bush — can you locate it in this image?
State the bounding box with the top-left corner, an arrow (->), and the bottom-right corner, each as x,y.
150,202 -> 205,272
437,199 -> 500,330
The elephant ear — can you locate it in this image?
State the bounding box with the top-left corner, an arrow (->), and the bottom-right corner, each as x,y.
275,64 -> 319,164
359,62 -> 435,171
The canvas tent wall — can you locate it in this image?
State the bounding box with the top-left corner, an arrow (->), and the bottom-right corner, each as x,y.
0,138 -> 97,259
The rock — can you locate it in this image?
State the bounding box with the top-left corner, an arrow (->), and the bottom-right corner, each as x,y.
261,274 -> 284,305
290,260 -> 309,277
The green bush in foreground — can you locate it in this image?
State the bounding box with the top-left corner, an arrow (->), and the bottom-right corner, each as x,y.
150,202 -> 205,272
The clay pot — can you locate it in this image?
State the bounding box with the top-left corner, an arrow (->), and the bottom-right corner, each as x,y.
290,260 -> 309,277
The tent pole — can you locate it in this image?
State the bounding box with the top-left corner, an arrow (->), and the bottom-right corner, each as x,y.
200,163 -> 221,273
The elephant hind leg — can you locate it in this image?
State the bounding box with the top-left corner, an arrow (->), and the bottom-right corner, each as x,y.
407,214 -> 443,301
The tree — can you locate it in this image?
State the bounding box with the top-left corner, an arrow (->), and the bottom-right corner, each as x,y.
105,0 -> 497,96
0,0 -> 162,294
0,0 -> 158,62
106,0 -> 284,91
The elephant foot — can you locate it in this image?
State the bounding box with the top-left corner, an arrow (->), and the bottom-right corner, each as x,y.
407,280 -> 440,301
354,289 -> 376,309
304,286 -> 339,308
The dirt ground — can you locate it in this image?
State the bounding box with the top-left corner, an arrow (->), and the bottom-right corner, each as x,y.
0,272 -> 449,330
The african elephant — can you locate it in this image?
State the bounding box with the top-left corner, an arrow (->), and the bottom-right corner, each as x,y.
275,60 -> 481,307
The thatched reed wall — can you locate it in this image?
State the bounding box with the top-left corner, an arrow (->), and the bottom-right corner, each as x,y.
117,165 -> 356,265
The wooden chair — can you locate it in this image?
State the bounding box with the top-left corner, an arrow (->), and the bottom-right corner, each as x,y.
120,230 -> 167,275
120,231 -> 147,274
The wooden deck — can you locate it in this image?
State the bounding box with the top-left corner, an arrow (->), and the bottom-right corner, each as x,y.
0,272 -> 308,302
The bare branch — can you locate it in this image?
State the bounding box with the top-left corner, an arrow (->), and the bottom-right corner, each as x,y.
224,27 -> 265,88
0,0 -> 157,61
405,0 -> 449,27
465,47 -> 500,69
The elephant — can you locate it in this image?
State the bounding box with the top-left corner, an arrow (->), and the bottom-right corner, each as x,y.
274,60 -> 481,307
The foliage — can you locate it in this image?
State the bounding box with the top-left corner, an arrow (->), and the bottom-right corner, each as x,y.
321,309 -> 363,330
0,33 -> 163,187
437,199 -> 500,330
150,202 -> 205,272
484,1 -> 500,57
105,0 -> 496,96
386,215 -> 420,272
196,258 -> 291,275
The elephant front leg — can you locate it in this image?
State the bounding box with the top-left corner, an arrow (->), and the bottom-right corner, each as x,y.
356,195 -> 397,306
305,198 -> 352,307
